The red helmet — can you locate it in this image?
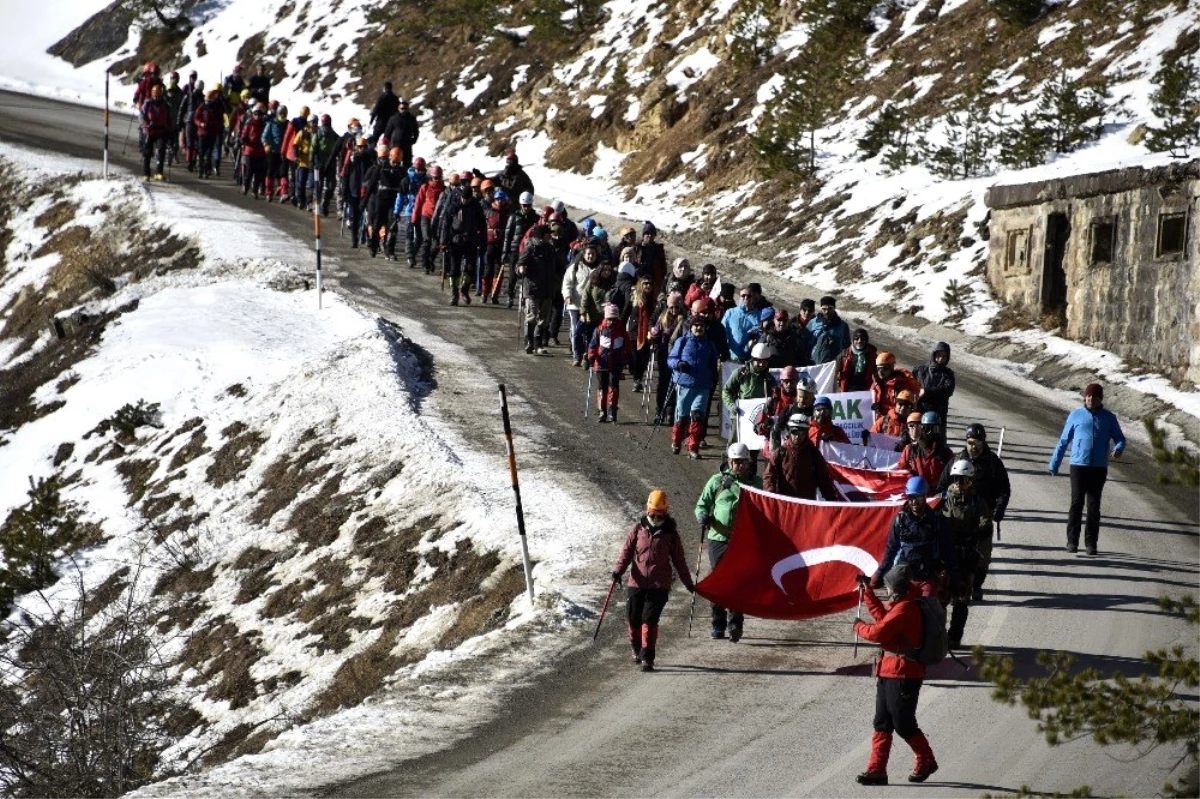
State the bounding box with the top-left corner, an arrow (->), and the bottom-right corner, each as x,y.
459,170 -> 472,182
320,113 -> 331,125
429,165 -> 443,179
144,61 -> 158,74
233,63 -> 243,73
413,156 -> 426,169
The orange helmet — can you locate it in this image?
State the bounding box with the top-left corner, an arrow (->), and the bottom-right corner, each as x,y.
389,146 -> 403,160
480,179 -> 494,191
907,412 -> 924,424
877,351 -> 896,366
646,490 -> 669,513
896,390 -> 917,404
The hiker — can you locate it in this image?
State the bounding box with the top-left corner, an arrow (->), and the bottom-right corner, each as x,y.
1048,383 -> 1125,555
612,490 -> 695,672
853,564 -> 940,786
587,303 -> 630,423
871,476 -> 956,599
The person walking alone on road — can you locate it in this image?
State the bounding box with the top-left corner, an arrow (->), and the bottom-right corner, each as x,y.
612,490 -> 695,672
1048,383 -> 1125,555
853,564 -> 940,786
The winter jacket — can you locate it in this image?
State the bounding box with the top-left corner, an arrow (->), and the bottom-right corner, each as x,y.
808,419 -> 851,446
178,88 -> 204,131
493,162 -> 535,200
684,281 -> 714,309
383,109 -> 420,148
612,264 -> 637,320
1049,406 -> 1126,472
561,258 -> 593,310
762,387 -> 798,449
341,151 -> 371,199
482,199 -> 508,247
872,407 -> 908,437
193,100 -> 224,137
281,119 -> 302,162
517,239 -> 558,300
836,343 -> 878,392
248,74 -> 271,103
394,168 -> 422,218
440,188 -> 487,247
872,368 -> 922,417
898,439 -> 954,489
808,313 -> 851,365
223,73 -> 245,98
240,116 -> 266,157
312,126 -> 341,172
632,241 -> 668,298
874,506 -> 955,585
721,305 -> 759,362
613,516 -> 694,592
695,468 -> 763,543
411,178 -> 444,221
651,309 -> 685,358
133,73 -> 163,105
140,98 -> 172,137
164,85 -> 185,130
721,365 -> 777,414
854,591 -> 926,679
913,345 -> 956,417
940,488 -> 992,559
261,117 -> 286,153
938,446 -> 1011,521
764,437 -> 841,500
582,269 -> 616,324
293,131 -> 313,169
587,319 -> 629,375
504,206 -> 539,264
667,332 -> 719,391
369,89 -> 400,138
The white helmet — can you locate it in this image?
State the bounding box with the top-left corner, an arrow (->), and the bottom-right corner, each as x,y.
750,342 -> 774,361
949,460 -> 975,479
727,442 -> 751,461
799,377 -> 818,393
786,412 -> 811,431
553,199 -> 566,214
519,191 -> 534,205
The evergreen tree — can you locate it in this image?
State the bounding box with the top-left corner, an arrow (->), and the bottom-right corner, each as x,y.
857,103 -> 905,159
0,478 -> 87,610
730,0 -> 779,69
985,0 -> 1045,24
998,111 -> 1052,169
977,596 -> 1199,797
1145,56 -> 1200,157
1037,71 -> 1108,154
921,100 -> 998,180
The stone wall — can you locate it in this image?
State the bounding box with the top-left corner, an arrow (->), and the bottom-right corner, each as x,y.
985,161 -> 1199,385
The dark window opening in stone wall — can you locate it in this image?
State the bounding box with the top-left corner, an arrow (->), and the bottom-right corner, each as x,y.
1156,211 -> 1187,258
1005,228 -> 1029,271
1089,218 -> 1116,265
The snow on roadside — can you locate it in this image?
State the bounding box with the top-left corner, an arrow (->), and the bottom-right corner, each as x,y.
0,142 -> 627,795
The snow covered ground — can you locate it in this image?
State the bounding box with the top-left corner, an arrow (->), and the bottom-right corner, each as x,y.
0,142 -> 626,795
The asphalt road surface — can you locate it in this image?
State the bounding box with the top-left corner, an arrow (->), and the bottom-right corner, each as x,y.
1,91 -> 1197,797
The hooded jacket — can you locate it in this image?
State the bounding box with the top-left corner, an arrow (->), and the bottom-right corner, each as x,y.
613,515 -> 694,591
913,343 -> 956,416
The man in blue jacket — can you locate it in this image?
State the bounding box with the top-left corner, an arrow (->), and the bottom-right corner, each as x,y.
721,285 -> 761,363
808,295 -> 851,365
668,314 -> 720,458
1048,383 -> 1125,555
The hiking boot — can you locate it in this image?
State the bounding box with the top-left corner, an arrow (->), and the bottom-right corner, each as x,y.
572,358 -> 582,367
598,411 -> 609,424
1066,543 -> 1078,553
552,336 -> 562,346
671,444 -> 681,455
461,291 -> 471,305
609,407 -> 618,424
908,762 -> 938,783
729,625 -> 742,643
856,771 -> 888,786
537,346 -> 549,355
450,294 -> 459,306
525,343 -> 535,354
633,381 -> 644,393
972,586 -> 983,602
688,451 -> 701,460
507,297 -> 515,309
710,627 -> 725,639
1085,545 -> 1098,556
640,660 -> 654,672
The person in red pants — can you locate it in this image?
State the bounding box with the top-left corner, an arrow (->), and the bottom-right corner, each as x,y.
611,490 -> 695,672
853,564 -> 939,786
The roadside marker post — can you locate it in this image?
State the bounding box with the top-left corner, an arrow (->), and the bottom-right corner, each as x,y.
499,384 -> 536,604
313,203 -> 323,309
103,71 -> 110,178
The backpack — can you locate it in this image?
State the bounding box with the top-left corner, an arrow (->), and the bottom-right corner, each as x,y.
910,597 -> 948,666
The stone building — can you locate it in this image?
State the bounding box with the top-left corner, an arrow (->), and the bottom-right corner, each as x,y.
983,160 -> 1199,384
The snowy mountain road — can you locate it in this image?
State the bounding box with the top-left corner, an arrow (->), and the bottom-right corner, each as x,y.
2,91 -> 1196,798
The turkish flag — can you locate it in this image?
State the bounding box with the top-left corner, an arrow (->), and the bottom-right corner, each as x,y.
696,486 -> 899,620
827,463 -> 911,502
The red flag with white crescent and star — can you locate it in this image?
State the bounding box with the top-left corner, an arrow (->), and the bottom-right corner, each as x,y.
696,485 -> 900,620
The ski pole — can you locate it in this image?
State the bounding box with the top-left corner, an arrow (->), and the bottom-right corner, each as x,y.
687,525 -> 707,638
593,576 -> 618,643
121,111 -> 135,155
643,383 -> 676,449
853,582 -> 864,658
996,520 -> 1002,542
584,366 -> 593,419
997,426 -> 1005,456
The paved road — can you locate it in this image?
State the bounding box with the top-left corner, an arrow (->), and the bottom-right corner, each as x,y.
2,90 -> 1197,797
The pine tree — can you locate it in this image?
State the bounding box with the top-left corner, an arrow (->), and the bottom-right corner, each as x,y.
922,101 -> 998,180
858,103 -> 905,159
1145,56 -> 1200,157
1037,71 -> 1108,154
730,0 -> 779,69
0,478 -> 86,609
998,111 -> 1052,169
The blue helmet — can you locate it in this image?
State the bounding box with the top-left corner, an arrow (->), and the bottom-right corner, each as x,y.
920,411 -> 940,426
813,396 -> 833,409
758,307 -> 775,323
593,225 -> 608,241
494,189 -> 508,202
904,476 -> 929,497
582,218 -> 597,235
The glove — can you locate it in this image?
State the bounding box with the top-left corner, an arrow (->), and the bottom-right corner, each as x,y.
719,475 -> 734,491
870,401 -> 881,413
855,573 -> 871,587
611,571 -> 622,583
698,512 -> 712,528
675,362 -> 691,374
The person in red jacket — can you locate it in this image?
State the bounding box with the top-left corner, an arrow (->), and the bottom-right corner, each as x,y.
612,490 -> 695,672
139,84 -> 172,180
587,304 -> 631,423
872,351 -> 921,420
239,104 -> 267,197
411,165 -> 445,274
853,564 -> 939,785
898,411 -> 954,490
808,396 -> 850,446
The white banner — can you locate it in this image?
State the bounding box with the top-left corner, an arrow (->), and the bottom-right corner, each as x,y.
821,391 -> 875,441
820,440 -> 902,472
868,431 -> 902,452
719,359 -> 838,438
733,398 -> 769,451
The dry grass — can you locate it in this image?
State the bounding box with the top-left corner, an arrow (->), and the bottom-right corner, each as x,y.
205,423 -> 267,487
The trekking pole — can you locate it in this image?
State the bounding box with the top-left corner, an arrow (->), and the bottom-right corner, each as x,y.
853,582 -> 864,658
499,384 -> 536,604
996,520 -> 1002,542
593,576 -> 618,642
642,383 -> 676,450
642,349 -> 655,423
121,110 -> 135,155
584,366 -> 593,419
997,426 -> 1005,456
686,525 -> 707,637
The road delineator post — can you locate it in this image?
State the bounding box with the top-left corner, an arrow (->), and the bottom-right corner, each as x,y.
499,384 -> 535,604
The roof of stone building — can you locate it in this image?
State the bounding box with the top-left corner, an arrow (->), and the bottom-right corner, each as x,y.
985,159 -> 1200,210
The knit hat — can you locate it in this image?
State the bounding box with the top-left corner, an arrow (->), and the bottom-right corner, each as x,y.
1083,383 -> 1103,398
604,303 -> 620,320
819,295 -> 837,308
642,221 -> 657,236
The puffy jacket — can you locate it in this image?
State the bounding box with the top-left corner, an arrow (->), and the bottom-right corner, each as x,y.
483,201 -> 509,248
763,437 -> 841,500
440,189 -> 487,247
668,332 -> 719,390
293,131 -> 312,169
281,119 -> 302,161
872,407 -> 908,437
1049,406 -> 1126,472
587,319 -> 629,375
503,206 -> 539,264
312,126 -> 341,172
613,516 -> 694,592
808,419 -> 850,446
383,109 -> 420,148
837,343 -> 878,392
941,488 -> 992,554
178,88 -> 204,131
872,368 -> 922,416
492,162 -> 535,200
913,345 -> 956,417
164,85 -> 185,129
341,151 -> 371,199
938,447 -> 1011,521
808,313 -> 851,364
722,364 -> 776,413
240,116 -> 266,157
874,505 -> 955,585
394,168 -> 422,218
369,89 -> 400,137
582,269 -> 616,324
694,469 -> 763,543
193,100 -> 224,137
898,439 -> 954,489
721,305 -> 759,362
561,259 -> 593,309
517,239 -> 558,300
411,178 -> 443,221
140,98 -> 172,137
133,73 -> 163,105
261,117 -> 286,153
854,591 -> 926,679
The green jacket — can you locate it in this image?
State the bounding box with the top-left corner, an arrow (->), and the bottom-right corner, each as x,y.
721,365 -> 776,412
694,469 -> 763,542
